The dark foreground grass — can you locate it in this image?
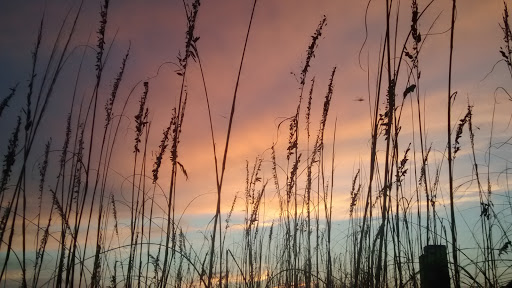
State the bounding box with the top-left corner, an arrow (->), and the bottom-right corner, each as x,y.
0,0 -> 511,287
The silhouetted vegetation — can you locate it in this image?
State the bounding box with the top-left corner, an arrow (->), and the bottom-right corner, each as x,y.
0,0 -> 511,287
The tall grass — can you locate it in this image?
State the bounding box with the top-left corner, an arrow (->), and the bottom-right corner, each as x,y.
0,0 -> 511,287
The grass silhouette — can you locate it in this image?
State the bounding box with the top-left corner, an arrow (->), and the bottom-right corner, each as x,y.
0,0 -> 511,287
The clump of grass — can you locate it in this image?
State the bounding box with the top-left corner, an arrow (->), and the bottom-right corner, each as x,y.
500,1 -> 512,78
453,107 -> 472,158
0,84 -> 19,119
134,82 -> 149,154
0,116 -> 22,279
1,1 -> 512,287
349,169 -> 361,218
105,45 -> 130,128
153,121 -> 172,183
0,116 -> 21,196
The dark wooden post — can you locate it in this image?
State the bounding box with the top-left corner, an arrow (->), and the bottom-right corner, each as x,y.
419,245 -> 451,288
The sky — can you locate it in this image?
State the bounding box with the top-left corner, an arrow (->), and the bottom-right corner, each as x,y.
1,0 -> 512,260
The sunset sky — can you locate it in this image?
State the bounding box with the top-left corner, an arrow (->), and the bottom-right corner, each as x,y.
1,0 -> 511,242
